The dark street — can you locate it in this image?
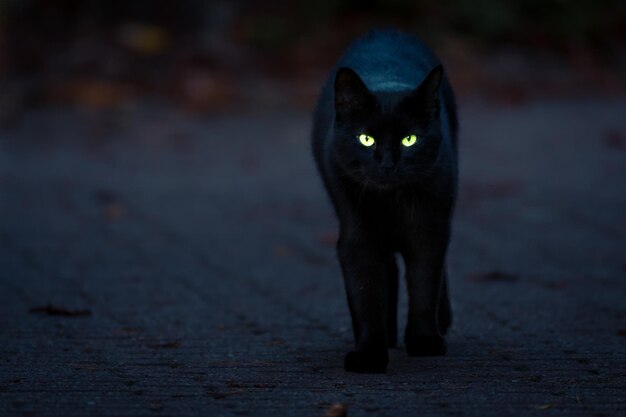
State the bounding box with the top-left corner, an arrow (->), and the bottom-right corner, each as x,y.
2,1 -> 626,416
1,97 -> 625,416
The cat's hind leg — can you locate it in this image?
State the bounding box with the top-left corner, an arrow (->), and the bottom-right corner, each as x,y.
386,256 -> 399,348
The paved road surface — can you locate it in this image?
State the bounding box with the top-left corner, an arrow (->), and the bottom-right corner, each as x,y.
1,98 -> 625,416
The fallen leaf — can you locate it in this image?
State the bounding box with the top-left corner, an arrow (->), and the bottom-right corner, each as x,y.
206,389 -> 242,400
273,242 -> 329,265
178,69 -> 239,113
70,362 -> 98,371
114,326 -> 142,335
148,400 -> 164,411
537,403 -> 552,410
45,79 -> 132,110
324,403 -> 348,417
318,231 -> 338,247
542,281 -> 567,290
29,304 -> 92,317
146,340 -> 181,349
94,189 -> 126,221
104,202 -> 126,221
467,271 -> 519,283
118,24 -> 169,55
603,129 -> 626,150
617,329 -> 626,337
253,383 -> 276,388
273,244 -> 292,257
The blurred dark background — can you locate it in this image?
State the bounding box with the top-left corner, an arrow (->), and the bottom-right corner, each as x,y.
2,3 -> 626,416
1,0 -> 626,121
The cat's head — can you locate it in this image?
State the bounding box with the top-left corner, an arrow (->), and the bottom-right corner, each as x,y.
332,65 -> 444,189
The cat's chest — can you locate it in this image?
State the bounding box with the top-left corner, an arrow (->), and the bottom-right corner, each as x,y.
359,192 -> 425,234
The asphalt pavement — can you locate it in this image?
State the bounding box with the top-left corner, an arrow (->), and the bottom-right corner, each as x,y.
1,98 -> 625,416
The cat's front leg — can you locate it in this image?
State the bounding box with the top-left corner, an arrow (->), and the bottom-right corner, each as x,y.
439,271 -> 453,335
403,221 -> 451,357
385,257 -> 399,348
337,237 -> 390,373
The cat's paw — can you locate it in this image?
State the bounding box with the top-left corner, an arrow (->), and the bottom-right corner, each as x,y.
344,349 -> 388,373
387,330 -> 398,348
405,335 -> 447,357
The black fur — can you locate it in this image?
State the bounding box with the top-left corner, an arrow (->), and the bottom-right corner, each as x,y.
311,30 -> 458,373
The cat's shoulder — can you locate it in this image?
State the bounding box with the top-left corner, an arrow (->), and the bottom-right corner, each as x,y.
345,29 -> 436,57
357,29 -> 421,45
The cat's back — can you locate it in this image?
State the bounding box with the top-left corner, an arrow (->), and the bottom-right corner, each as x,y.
336,30 -> 439,91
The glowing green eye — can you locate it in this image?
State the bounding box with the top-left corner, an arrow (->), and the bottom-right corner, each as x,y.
402,134 -> 418,147
358,134 -> 375,147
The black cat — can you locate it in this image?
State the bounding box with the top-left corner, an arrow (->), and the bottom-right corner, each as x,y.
311,30 -> 458,373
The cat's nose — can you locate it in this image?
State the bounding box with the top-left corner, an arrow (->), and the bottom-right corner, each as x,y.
379,154 -> 395,172
380,164 -> 395,176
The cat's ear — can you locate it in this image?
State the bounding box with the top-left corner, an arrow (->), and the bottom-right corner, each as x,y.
418,64 -> 443,102
404,64 -> 443,116
334,67 -> 373,118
